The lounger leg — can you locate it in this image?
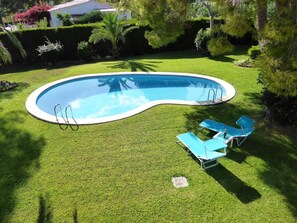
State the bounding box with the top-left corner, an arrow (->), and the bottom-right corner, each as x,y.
202,159 -> 219,170
230,138 -> 234,148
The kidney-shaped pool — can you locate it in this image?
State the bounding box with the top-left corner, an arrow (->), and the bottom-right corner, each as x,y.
26,72 -> 236,125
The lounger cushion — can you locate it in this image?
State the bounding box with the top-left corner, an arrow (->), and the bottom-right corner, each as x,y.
176,132 -> 226,160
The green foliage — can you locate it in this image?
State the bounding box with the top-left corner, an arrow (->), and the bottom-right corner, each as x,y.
0,25 -> 26,64
221,10 -> 254,37
75,11 -> 103,24
257,2 -> 297,97
207,36 -> 234,56
36,17 -> 48,29
261,89 -> 297,125
248,45 -> 261,60
189,2 -> 217,18
89,13 -> 137,58
194,28 -> 211,53
234,58 -> 254,68
77,41 -> 93,62
0,19 -> 251,63
16,23 -> 25,30
36,37 -> 63,65
57,13 -> 74,26
120,0 -> 193,48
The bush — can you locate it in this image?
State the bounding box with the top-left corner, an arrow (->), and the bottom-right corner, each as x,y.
261,89 -> 297,126
36,17 -> 49,28
57,13 -> 74,26
36,37 -> 63,65
248,45 -> 261,59
194,28 -> 211,54
0,19 -> 254,64
75,11 -> 103,24
234,58 -> 254,67
77,41 -> 93,62
207,36 -> 234,56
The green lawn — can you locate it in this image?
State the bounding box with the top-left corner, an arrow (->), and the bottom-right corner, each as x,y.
0,48 -> 296,223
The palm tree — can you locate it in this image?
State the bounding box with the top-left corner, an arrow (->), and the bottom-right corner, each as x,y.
0,25 -> 26,64
89,12 -> 137,58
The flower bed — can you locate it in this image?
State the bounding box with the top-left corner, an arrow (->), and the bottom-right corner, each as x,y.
0,80 -> 17,92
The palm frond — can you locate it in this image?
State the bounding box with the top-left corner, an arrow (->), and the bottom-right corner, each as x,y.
3,28 -> 26,58
0,40 -> 12,63
89,27 -> 111,43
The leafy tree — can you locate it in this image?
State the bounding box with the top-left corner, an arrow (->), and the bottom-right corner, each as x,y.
213,0 -> 297,97
0,1 -> 71,25
89,12 -> 137,58
0,25 -> 26,63
119,0 -> 193,48
0,0 -> 36,20
257,1 -> 297,97
119,0 -> 296,124
15,2 -> 52,24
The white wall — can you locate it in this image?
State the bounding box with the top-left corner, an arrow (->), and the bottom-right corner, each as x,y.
100,9 -> 132,20
49,1 -> 111,27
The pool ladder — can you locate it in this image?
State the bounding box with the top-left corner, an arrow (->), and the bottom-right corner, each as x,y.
207,87 -> 224,103
54,104 -> 79,131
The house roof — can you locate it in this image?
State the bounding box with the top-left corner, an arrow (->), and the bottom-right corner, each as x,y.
49,0 -> 111,12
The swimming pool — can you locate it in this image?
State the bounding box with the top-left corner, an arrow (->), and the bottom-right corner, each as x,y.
26,72 -> 235,124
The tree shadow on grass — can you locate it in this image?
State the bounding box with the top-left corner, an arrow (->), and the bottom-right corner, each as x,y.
106,60 -> 161,72
207,164 -> 261,203
36,195 -> 79,223
183,103 -> 254,135
246,126 -> 297,217
0,111 -> 46,223
37,194 -> 53,223
184,102 -> 297,216
73,208 -> 79,223
208,55 -> 236,63
0,64 -> 44,75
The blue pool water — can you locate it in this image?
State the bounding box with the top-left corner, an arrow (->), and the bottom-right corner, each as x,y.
26,72 -> 235,124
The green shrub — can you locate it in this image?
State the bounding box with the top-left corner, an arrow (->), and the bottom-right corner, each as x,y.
16,23 -> 25,31
36,37 -> 63,65
57,13 -> 74,26
36,17 -> 49,28
75,11 -> 103,24
207,36 -> 234,56
248,45 -> 261,59
77,41 -> 93,62
234,58 -> 254,67
0,19 -> 254,64
194,28 -> 211,54
261,89 -> 297,126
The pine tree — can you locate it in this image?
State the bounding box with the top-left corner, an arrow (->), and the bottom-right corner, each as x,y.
119,0 -> 193,48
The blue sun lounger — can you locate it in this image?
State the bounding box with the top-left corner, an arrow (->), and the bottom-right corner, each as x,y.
176,132 -> 227,170
199,115 -> 255,147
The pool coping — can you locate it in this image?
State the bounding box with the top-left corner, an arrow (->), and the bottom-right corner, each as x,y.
25,72 -> 236,125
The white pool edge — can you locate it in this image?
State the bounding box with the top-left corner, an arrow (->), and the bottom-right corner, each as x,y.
25,72 -> 236,125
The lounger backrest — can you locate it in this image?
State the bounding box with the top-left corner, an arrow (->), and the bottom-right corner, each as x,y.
236,115 -> 255,129
242,127 -> 255,136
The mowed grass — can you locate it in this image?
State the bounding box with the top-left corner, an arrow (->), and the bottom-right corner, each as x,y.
0,48 -> 296,222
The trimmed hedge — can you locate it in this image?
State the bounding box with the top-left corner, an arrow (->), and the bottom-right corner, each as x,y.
0,19 -> 253,64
